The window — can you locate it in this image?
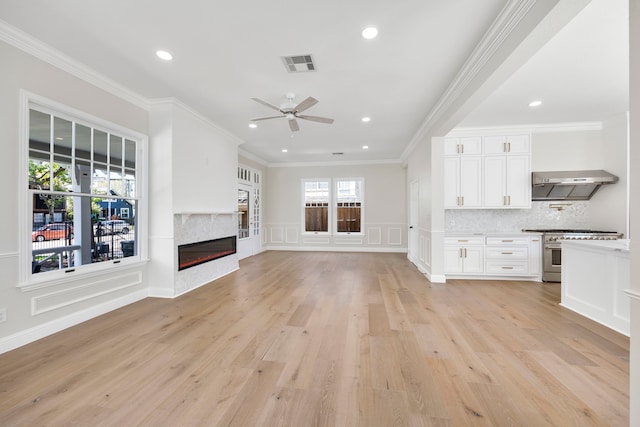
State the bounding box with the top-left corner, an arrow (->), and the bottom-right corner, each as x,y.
26,101 -> 143,280
302,178 -> 364,234
303,179 -> 330,233
335,179 -> 364,233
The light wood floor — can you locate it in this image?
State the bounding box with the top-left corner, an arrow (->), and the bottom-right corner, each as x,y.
0,251 -> 629,426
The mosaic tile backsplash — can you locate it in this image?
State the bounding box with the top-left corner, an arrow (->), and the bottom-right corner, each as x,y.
445,201 -> 593,232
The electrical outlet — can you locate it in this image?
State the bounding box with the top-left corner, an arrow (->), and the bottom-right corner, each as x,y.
0,308 -> 6,323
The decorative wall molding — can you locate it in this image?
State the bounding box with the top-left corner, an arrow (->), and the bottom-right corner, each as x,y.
265,246 -> 406,254
335,238 -> 364,245
32,271 -> 143,315
271,228 -> 284,243
388,228 -> 402,246
447,121 -> 603,137
367,227 -> 382,245
286,228 -> 299,244
625,289 -> 640,301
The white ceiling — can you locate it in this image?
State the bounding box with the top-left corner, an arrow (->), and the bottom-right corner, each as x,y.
0,0 -> 628,164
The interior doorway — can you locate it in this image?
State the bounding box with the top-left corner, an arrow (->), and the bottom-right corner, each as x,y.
237,165 -> 262,260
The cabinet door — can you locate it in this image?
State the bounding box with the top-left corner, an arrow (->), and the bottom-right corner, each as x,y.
483,155 -> 507,207
459,156 -> 482,207
444,137 -> 481,156
483,135 -> 529,154
529,236 -> 542,275
504,135 -> 530,154
444,157 -> 461,208
444,246 -> 463,273
462,246 -> 484,273
506,155 -> 531,208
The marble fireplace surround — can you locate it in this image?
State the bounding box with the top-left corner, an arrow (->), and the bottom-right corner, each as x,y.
173,212 -> 239,295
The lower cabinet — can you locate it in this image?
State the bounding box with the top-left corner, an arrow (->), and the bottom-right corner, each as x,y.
444,236 -> 484,274
445,234 -> 542,280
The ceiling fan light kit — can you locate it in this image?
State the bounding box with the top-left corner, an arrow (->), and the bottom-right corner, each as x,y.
251,93 -> 334,132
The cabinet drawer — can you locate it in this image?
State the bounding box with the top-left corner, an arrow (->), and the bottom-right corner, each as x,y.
486,247 -> 528,259
485,261 -> 529,275
444,236 -> 484,245
486,237 -> 529,246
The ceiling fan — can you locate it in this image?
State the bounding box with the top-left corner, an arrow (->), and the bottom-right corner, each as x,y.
251,93 -> 334,132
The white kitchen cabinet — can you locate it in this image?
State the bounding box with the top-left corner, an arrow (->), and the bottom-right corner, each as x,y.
444,155 -> 483,208
483,135 -> 530,155
444,137 -> 482,156
444,236 -> 484,274
445,234 -> 542,280
483,135 -> 531,208
444,133 -> 531,209
485,236 -> 530,275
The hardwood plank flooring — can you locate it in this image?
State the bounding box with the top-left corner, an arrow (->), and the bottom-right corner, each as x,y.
0,251 -> 629,426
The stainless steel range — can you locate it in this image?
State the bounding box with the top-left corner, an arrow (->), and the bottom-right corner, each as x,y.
522,229 -> 623,282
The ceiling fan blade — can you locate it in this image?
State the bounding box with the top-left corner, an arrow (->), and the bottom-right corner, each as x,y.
251,115 -> 284,121
289,119 -> 300,132
297,114 -> 334,124
294,96 -> 318,113
251,97 -> 282,112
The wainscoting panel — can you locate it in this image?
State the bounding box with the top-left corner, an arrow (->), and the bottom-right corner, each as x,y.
388,228 -> 402,246
270,227 -> 285,243
32,270 -> 143,315
335,238 -> 364,245
286,228 -> 299,244
367,227 -> 382,245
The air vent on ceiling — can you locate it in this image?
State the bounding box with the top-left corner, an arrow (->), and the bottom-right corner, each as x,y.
282,55 -> 316,72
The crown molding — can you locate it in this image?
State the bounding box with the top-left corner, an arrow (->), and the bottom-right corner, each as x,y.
446,121 -> 603,136
267,158 -> 403,168
0,19 -> 150,110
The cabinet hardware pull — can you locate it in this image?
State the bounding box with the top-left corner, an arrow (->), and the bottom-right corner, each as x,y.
502,239 -> 514,242
461,144 -> 464,154
458,240 -> 468,242
508,195 -> 511,205
501,266 -> 514,270
503,142 -> 506,152
508,142 -> 511,152
459,248 -> 463,258
501,252 -> 513,255
461,196 -> 464,206
464,248 -> 467,258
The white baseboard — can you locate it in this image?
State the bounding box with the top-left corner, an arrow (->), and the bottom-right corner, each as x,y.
0,289 -> 148,355
264,245 -> 407,253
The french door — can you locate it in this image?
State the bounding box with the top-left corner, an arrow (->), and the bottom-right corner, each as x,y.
237,166 -> 262,260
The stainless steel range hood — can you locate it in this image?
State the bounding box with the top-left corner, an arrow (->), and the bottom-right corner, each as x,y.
531,170 -> 618,201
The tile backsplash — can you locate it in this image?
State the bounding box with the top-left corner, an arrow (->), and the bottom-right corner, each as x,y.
445,201 -> 593,232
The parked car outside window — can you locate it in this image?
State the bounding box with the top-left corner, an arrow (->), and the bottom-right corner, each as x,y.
32,223 -> 74,242
94,220 -> 130,236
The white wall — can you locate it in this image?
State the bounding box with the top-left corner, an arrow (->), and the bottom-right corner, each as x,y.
147,100 -> 240,298
264,163 -> 407,252
0,41 -> 149,353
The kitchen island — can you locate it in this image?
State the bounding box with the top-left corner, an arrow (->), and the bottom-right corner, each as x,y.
561,239 -> 630,336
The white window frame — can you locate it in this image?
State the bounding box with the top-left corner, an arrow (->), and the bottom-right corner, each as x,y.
301,178 -> 331,235
334,177 -> 365,235
19,91 -> 148,288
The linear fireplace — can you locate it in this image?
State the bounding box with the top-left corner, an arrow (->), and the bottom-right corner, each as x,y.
178,236 -> 237,271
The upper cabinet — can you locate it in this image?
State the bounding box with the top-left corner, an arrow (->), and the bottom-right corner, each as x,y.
444,137 -> 482,208
444,134 -> 531,209
483,135 -> 531,208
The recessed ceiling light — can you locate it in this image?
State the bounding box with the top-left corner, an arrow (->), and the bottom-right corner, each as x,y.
156,50 -> 173,61
249,123 -> 257,128
362,26 -> 378,39
282,149 -> 288,153
361,117 -> 371,122
529,100 -> 542,107
362,145 -> 369,149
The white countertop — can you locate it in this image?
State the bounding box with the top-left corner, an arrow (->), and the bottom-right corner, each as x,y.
562,238 -> 630,253
445,231 -> 543,236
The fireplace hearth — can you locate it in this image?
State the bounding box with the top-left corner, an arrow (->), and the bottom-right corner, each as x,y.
178,236 -> 237,271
